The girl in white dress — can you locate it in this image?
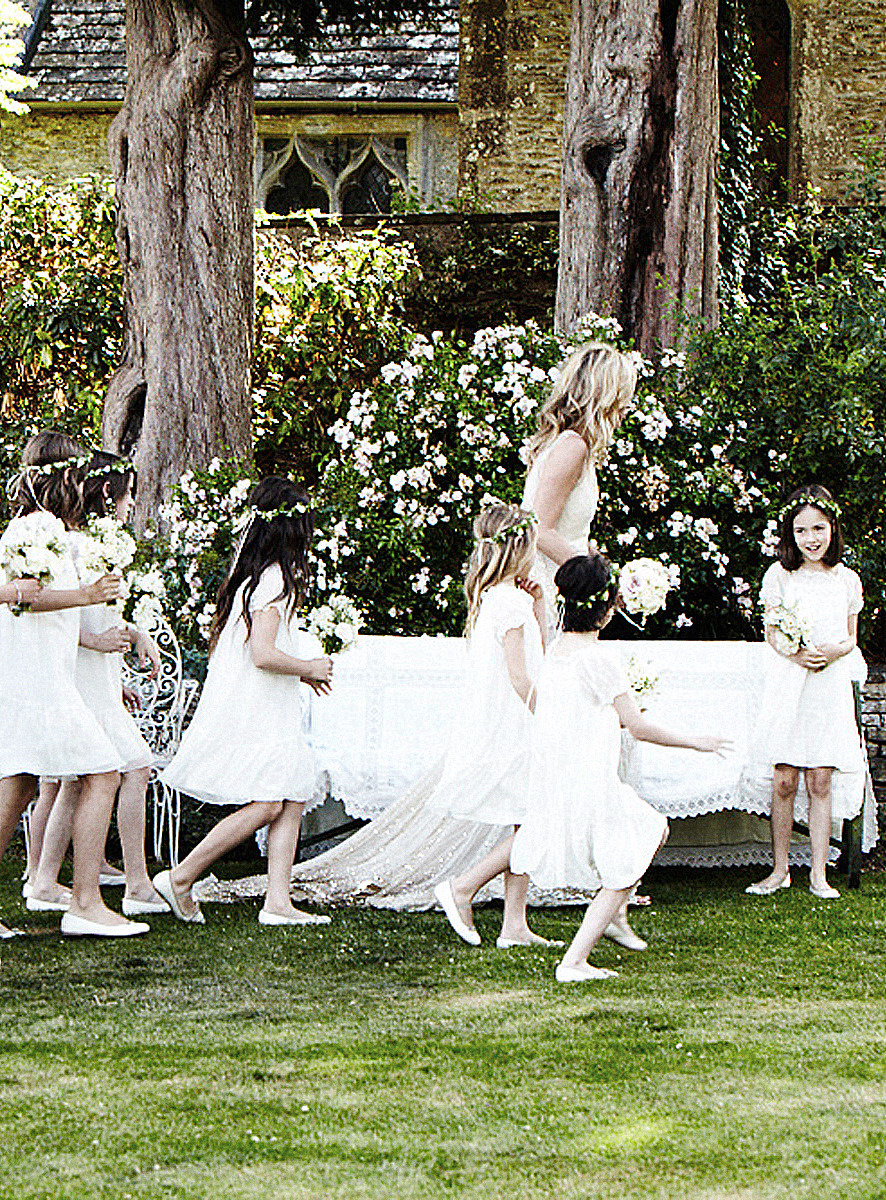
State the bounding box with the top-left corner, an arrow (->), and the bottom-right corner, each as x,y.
26,451 -> 167,918
511,555 -> 730,983
0,431 -> 146,939
432,504 -> 555,949
522,341 -> 638,630
745,485 -> 865,900
155,477 -> 333,927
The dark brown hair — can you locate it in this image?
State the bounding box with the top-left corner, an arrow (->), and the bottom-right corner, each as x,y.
209,477 -> 313,654
81,450 -> 137,520
14,430 -> 86,528
777,484 -> 844,570
555,553 -> 618,632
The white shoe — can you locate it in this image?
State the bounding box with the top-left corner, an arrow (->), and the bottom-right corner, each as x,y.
809,880 -> 840,899
745,873 -> 791,895
26,895 -> 70,913
122,896 -> 171,917
258,908 -> 331,926
21,881 -> 32,900
99,872 -> 126,887
555,963 -> 618,982
433,880 -> 480,946
153,870 -> 205,924
496,935 -> 565,949
61,912 -> 149,938
603,922 -> 647,951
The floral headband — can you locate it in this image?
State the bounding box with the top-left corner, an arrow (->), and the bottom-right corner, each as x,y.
778,492 -> 841,523
560,576 -> 618,609
479,513 -> 538,546
232,500 -> 312,534
85,459 -> 135,482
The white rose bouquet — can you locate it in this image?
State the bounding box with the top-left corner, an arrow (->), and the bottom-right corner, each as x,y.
78,516 -> 138,613
124,564 -> 167,632
764,599 -> 814,657
0,512 -> 69,613
306,594 -> 363,654
625,655 -> 659,706
619,557 -> 676,623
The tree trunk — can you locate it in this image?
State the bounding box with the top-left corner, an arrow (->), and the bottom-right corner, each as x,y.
104,0 -> 254,522
555,0 -> 719,352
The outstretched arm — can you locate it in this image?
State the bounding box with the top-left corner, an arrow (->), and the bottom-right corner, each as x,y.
29,574 -> 122,612
613,690 -> 732,755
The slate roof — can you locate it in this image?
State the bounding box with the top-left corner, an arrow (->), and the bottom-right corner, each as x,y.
20,0 -> 458,106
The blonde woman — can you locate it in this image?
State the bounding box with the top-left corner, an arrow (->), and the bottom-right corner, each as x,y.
431,504 -> 556,949
522,342 -> 638,627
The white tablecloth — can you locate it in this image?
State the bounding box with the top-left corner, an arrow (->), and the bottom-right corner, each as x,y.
306,637 -> 877,866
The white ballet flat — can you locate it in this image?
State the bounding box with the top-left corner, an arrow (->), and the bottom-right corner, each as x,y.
0,926 -> 25,940
21,881 -> 32,900
603,922 -> 647,951
153,870 -> 205,924
25,895 -> 70,913
555,963 -> 619,983
99,872 -> 126,887
122,896 -> 171,917
496,935 -> 565,949
433,880 -> 480,946
258,908 -> 331,926
60,912 -> 149,938
809,880 -> 840,899
745,873 -> 791,896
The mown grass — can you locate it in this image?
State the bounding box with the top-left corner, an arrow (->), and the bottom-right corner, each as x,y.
1,848 -> 885,1200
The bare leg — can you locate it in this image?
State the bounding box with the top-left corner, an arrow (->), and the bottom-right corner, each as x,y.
560,886 -> 631,970
31,779 -> 78,904
264,800 -> 320,919
26,779 -> 60,884
0,774 -> 37,936
166,801 -> 282,918
67,772 -> 131,926
748,764 -> 798,890
806,766 -> 835,891
447,834 -> 515,938
117,767 -> 164,902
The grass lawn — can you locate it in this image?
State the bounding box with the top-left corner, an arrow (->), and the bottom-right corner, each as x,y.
1,846 -> 885,1200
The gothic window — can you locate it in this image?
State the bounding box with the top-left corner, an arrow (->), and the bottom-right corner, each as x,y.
257,135 -> 409,215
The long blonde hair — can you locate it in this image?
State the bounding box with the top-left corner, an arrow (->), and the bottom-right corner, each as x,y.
464,504 -> 537,635
525,342 -> 637,466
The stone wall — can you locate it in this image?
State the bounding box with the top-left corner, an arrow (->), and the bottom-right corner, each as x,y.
861,675 -> 886,820
459,0 -> 569,210
0,110 -> 115,181
789,0 -> 886,199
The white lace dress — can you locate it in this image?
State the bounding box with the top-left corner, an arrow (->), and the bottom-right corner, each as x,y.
521,430 -> 598,629
160,564 -> 323,809
0,515 -> 122,780
70,532 -> 153,774
511,640 -> 668,891
752,563 -> 866,795
427,583 -> 543,825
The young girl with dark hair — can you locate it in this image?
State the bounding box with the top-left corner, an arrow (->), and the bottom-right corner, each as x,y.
156,477 -> 333,926
745,485 -> 865,899
26,451 -> 167,918
511,554 -> 729,982
0,432 -> 142,938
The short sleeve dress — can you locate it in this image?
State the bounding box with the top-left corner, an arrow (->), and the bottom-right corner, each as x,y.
427,582 -> 543,825
521,430 -> 598,629
753,562 -> 865,784
70,531 -> 153,774
0,514 -> 123,780
511,640 -> 667,891
160,564 -> 323,809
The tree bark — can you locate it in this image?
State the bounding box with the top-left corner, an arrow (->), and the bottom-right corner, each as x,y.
555,0 -> 719,352
105,0 -> 254,521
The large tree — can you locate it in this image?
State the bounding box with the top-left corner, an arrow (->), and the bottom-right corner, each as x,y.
105,0 -> 435,518
555,0 -> 719,351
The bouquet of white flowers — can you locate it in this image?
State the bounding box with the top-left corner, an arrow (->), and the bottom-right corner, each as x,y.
306,594 -> 363,654
619,557 -> 677,623
78,516 -> 138,612
124,564 -> 167,632
625,655 -> 659,705
0,512 -> 69,613
764,599 -> 814,657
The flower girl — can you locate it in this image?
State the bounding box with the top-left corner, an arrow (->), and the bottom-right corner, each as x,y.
745,485 -> 865,900
432,504 -> 555,949
156,477 -> 333,926
511,554 -> 730,982
0,432 -> 144,938
26,451 -> 167,918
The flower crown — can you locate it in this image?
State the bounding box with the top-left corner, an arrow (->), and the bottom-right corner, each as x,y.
18,453 -> 92,478
479,513 -> 538,546
232,500 -> 311,533
84,459 -> 135,482
561,575 -> 618,609
778,492 -> 841,523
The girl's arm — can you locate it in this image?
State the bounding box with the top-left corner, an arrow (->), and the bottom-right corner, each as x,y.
29,574 -> 122,613
532,435 -> 590,564
816,613 -> 858,668
613,690 -> 731,755
77,623 -> 160,678
502,625 -> 536,712
516,576 -> 548,647
249,607 -> 333,688
764,624 -> 827,671
0,579 -> 43,607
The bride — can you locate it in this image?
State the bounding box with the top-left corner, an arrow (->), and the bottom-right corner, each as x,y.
221,344 -> 639,912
